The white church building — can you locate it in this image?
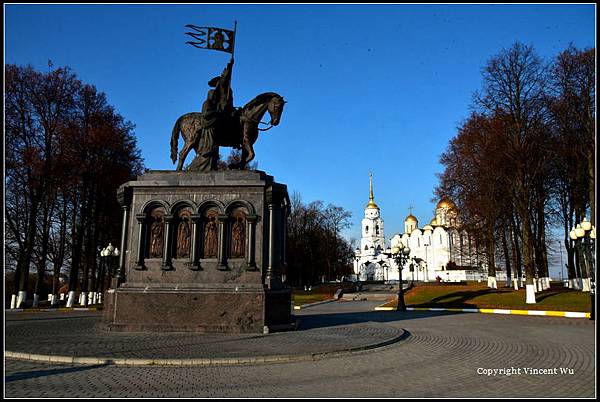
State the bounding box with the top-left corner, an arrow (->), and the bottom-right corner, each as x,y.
354,175 -> 488,283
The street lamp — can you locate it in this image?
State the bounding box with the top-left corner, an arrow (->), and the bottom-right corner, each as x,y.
570,218 -> 595,320
384,243 -> 411,312
99,243 -> 120,304
354,252 -> 359,282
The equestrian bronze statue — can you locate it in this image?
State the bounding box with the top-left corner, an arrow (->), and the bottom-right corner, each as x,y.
170,58 -> 285,172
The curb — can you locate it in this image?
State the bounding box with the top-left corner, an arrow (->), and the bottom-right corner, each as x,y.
293,298 -> 336,310
5,328 -> 407,367
6,307 -> 101,313
373,305 -> 591,318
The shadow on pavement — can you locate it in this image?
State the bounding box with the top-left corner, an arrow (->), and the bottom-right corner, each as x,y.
297,309 -> 462,330
6,315 -> 99,323
5,363 -> 110,383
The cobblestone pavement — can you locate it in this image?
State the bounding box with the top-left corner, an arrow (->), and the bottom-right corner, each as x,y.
4,301 -> 596,398
5,308 -> 403,359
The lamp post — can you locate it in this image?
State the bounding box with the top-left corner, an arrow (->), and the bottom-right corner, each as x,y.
354,248 -> 361,282
558,240 -> 564,284
570,218 -> 595,320
384,244 -> 411,311
100,243 -> 120,303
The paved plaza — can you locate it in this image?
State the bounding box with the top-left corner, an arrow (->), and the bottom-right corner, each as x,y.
4,301 -> 596,398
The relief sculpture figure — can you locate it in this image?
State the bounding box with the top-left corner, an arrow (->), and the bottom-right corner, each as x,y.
176,215 -> 191,258
231,216 -> 245,258
204,216 -> 218,258
149,215 -> 164,258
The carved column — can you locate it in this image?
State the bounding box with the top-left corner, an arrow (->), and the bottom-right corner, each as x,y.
189,214 -> 201,270
281,206 -> 288,282
117,204 -> 130,282
161,215 -> 173,270
134,213 -> 146,270
217,214 -> 228,270
266,204 -> 282,288
246,214 -> 258,270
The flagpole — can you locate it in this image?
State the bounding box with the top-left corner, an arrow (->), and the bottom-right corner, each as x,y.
231,20 -> 237,61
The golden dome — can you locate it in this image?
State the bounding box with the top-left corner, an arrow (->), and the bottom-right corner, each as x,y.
405,214 -> 417,223
365,172 -> 379,209
436,197 -> 456,210
430,217 -> 438,226
366,199 -> 379,209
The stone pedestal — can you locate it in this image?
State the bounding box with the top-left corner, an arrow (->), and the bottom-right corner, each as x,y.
104,170 -> 292,333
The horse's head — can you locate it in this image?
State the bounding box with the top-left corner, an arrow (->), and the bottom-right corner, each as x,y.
267,94 -> 286,126
241,92 -> 286,129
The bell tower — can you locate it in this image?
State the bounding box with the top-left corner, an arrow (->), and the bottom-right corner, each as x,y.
360,173 -> 385,255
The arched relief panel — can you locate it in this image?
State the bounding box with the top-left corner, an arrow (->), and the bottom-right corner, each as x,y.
197,201 -> 225,260
229,209 -> 247,259
173,207 -> 193,259
141,199 -> 170,215
147,207 -> 166,259
224,199 -> 256,215
201,209 -> 220,259
170,199 -> 197,215
224,200 -> 257,269
197,200 -> 225,215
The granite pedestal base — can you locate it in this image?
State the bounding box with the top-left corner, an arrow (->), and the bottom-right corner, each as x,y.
103,285 -> 291,333
105,170 -> 292,334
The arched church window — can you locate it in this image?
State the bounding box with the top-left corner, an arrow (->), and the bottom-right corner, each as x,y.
365,226 -> 369,233
376,225 -> 379,235
364,245 -> 368,251
440,234 -> 443,244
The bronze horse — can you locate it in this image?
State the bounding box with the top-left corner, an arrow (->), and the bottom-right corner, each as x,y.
170,92 -> 285,171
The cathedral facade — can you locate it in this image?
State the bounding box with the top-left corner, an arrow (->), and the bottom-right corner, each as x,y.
354,176 -> 485,283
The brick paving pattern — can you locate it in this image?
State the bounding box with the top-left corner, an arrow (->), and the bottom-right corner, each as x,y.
5,310 -> 402,359
4,301 -> 596,398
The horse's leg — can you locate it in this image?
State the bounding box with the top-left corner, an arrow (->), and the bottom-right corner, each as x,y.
233,126 -> 254,170
177,141 -> 194,171
242,126 -> 256,168
177,124 -> 202,171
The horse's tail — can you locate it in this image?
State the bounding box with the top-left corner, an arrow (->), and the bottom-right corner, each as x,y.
170,115 -> 184,164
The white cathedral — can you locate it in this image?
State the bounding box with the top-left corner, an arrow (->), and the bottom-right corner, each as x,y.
354,174 -> 487,283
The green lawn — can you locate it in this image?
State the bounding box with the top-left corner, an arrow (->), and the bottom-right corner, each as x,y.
380,284 -> 592,312
292,292 -> 335,306
292,283 -> 356,306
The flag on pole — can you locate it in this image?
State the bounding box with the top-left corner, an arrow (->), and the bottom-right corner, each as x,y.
185,25 -> 235,54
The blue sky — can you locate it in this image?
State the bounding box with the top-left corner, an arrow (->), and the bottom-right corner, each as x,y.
5,4 -> 595,277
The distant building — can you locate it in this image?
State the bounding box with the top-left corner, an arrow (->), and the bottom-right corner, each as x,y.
353,175 -> 488,283
391,198 -> 487,283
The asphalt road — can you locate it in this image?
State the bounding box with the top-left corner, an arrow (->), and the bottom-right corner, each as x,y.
4,301 -> 596,398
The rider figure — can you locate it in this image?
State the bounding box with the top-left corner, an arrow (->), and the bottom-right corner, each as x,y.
194,58 -> 234,171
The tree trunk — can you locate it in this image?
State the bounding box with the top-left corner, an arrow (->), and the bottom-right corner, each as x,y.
501,226 -> 512,288
587,149 -> 595,227
68,186 -> 87,307
33,205 -> 52,307
510,212 -> 523,287
486,227 -> 497,289
17,193 -> 39,307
